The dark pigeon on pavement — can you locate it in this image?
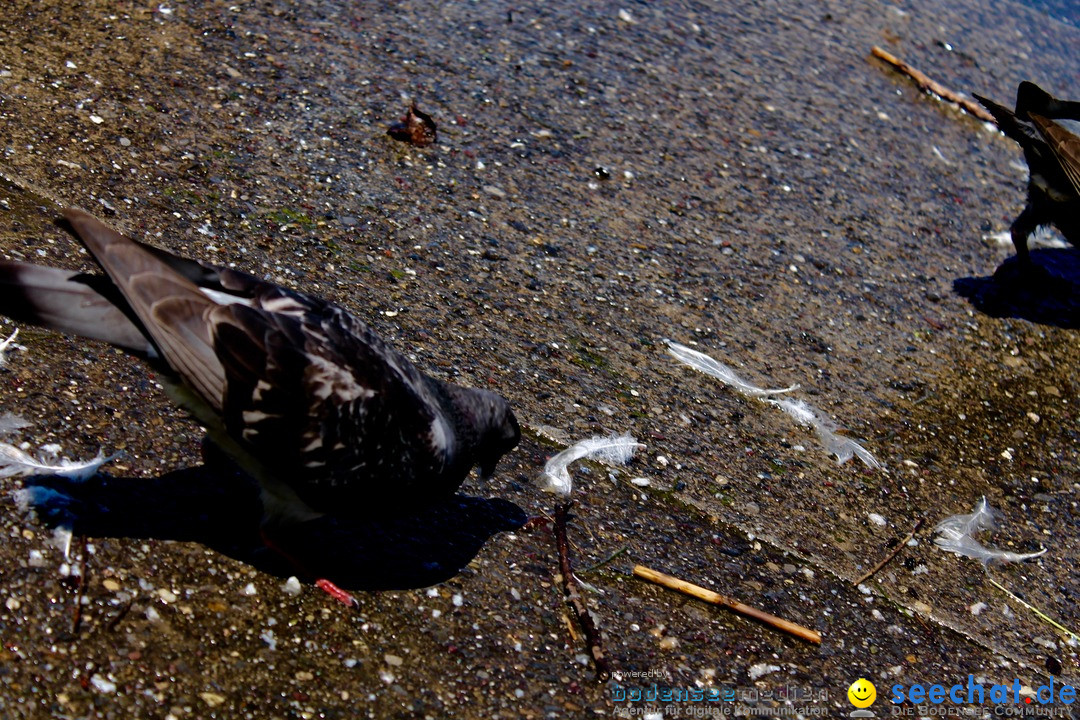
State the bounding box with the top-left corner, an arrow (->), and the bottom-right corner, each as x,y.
974,81 -> 1080,265
0,209 -> 521,532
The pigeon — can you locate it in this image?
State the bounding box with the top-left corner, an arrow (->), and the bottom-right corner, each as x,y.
0,208 -> 521,530
974,81 -> 1080,264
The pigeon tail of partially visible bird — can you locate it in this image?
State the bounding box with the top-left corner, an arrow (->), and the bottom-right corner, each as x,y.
973,92 -> 1032,145
1016,81 -> 1080,121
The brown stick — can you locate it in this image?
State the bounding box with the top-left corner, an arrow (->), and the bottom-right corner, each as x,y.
870,46 -> 994,123
555,501 -> 610,682
855,518 -> 925,586
70,535 -> 89,635
633,565 -> 821,645
106,594 -> 135,632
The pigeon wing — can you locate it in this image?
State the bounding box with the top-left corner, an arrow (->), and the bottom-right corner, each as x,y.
63,209 -> 227,410
211,295 -> 455,511
1029,112 -> 1080,199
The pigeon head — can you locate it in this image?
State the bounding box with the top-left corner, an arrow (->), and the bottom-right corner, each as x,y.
437,383 -> 520,479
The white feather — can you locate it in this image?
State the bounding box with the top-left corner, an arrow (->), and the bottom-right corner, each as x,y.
771,399 -> 881,469
0,413 -> 30,437
665,340 -> 799,397
539,433 -> 644,495
0,442 -> 116,481
0,328 -> 20,367
666,339 -> 880,470
934,497 -> 1046,565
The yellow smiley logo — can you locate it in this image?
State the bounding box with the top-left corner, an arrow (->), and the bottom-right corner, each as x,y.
848,678 -> 877,708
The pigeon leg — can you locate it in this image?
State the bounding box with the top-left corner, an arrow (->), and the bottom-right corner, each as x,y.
257,528 -> 359,608
1010,205 -> 1038,265
314,579 -> 361,609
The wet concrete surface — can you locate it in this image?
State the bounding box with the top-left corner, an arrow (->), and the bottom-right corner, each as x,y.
0,0 -> 1078,717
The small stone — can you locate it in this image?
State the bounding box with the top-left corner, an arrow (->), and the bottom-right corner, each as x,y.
199,692 -> 226,707
658,636 -> 679,651
295,671 -> 313,681
452,593 -> 463,607
90,675 -> 116,693
748,663 -> 781,680
5,597 -> 19,611
384,654 -> 403,667
89,115 -> 104,125
119,137 -> 131,147
102,579 -> 121,592
281,577 -> 302,596
241,583 -> 257,596
868,513 -> 887,527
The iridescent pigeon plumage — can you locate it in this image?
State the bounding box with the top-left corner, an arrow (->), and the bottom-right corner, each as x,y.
0,209 -> 520,529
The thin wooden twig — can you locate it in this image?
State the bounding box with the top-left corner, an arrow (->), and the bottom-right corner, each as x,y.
870,46 -> 994,122
986,576 -> 1079,643
633,565 -> 821,645
582,545 -> 629,574
855,518 -> 925,586
70,535 -> 89,635
106,594 -> 135,632
555,501 -> 610,682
